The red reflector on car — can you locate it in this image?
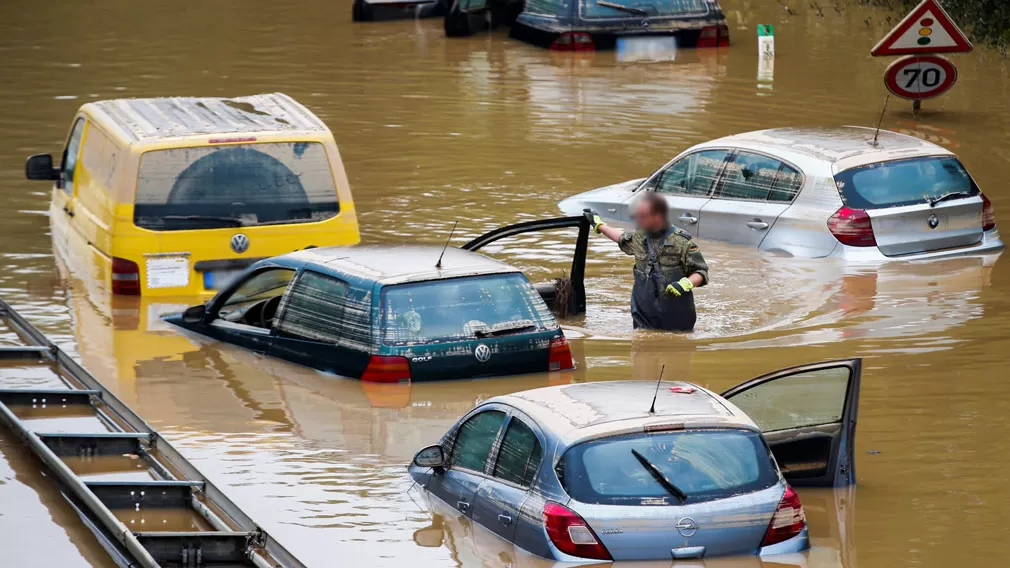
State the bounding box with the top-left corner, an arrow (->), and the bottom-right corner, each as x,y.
543,502 -> 612,560
111,257 -> 141,296
827,206 -> 877,247
982,192 -> 997,231
208,136 -> 257,144
761,486 -> 806,547
548,336 -> 574,371
551,32 -> 595,52
360,355 -> 411,383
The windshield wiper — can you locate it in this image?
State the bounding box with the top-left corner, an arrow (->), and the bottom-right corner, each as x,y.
474,320 -> 537,337
597,0 -> 649,15
631,449 -> 687,503
160,215 -> 245,227
927,191 -> 973,208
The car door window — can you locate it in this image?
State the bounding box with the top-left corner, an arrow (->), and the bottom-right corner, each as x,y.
274,271 -> 372,348
726,367 -> 850,432
767,164 -> 803,203
655,149 -> 728,197
451,410 -> 506,473
492,417 -> 543,487
62,118 -> 86,195
716,152 -> 788,201
215,268 -> 296,327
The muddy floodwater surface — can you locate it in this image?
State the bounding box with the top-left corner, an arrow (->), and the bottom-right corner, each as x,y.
2,0 -> 1010,566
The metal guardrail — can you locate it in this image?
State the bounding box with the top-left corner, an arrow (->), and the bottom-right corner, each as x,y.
0,299 -> 306,568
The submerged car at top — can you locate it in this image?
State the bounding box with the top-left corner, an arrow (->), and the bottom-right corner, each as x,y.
26,93 -> 360,297
409,359 -> 861,561
560,127 -> 1003,261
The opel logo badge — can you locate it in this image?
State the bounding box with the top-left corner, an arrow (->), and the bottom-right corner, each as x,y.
675,517 -> 699,538
230,233 -> 250,253
927,214 -> 940,229
474,344 -> 492,363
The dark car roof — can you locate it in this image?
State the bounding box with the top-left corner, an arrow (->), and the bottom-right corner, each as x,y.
264,245 -> 521,285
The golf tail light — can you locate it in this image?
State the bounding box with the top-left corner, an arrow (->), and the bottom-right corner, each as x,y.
548,336 -> 574,371
360,355 -> 411,383
982,192 -> 997,231
827,206 -> 877,247
761,485 -> 806,547
111,257 -> 141,296
551,32 -> 595,52
543,502 -> 611,560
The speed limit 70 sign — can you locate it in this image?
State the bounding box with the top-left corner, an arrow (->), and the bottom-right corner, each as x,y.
884,54 -> 958,100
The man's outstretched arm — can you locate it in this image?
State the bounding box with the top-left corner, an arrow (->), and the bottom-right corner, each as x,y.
585,210 -> 624,244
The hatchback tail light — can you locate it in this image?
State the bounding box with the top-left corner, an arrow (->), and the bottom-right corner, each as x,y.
827,206 -> 877,247
548,336 -> 574,371
698,25 -> 729,48
543,502 -> 611,560
551,32 -> 595,52
360,355 -> 411,383
761,485 -> 806,547
111,257 -> 141,296
982,192 -> 997,231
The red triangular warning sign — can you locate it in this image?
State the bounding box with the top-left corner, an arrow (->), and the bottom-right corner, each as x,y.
871,0 -> 973,56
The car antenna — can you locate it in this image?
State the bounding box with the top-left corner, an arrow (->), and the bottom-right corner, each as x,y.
648,365 -> 666,415
871,94 -> 890,148
435,221 -> 459,270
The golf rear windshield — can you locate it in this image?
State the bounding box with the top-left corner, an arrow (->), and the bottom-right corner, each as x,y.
134,142 -> 339,231
381,273 -> 556,346
834,156 -> 979,210
559,429 -> 778,505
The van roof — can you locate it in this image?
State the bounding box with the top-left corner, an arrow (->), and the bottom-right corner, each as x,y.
85,93 -> 328,143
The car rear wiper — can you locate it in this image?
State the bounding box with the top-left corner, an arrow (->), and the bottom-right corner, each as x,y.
596,0 -> 649,15
474,320 -> 537,337
160,215 -> 245,227
631,449 -> 687,503
927,191 -> 973,208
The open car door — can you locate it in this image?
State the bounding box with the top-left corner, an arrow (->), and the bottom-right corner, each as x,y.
721,359 -> 861,487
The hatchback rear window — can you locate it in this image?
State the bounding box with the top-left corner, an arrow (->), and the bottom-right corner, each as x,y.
381,273 -> 557,346
559,429 -> 778,505
135,142 -> 339,231
834,156 -> 978,210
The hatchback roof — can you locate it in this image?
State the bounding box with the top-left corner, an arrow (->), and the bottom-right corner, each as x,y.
86,93 -> 328,143
270,244 -> 521,285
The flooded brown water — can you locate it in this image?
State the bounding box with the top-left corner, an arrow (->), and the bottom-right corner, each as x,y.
2,0 -> 1010,566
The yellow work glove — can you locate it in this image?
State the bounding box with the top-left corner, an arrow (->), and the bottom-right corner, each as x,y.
665,277 -> 694,297
583,209 -> 605,234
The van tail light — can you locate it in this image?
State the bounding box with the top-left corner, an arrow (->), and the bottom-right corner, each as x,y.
111,257 -> 141,296
761,485 -> 806,547
827,206 -> 877,247
548,336 -> 574,371
981,193 -> 997,231
360,355 -> 411,383
551,32 -> 595,52
543,502 -> 612,560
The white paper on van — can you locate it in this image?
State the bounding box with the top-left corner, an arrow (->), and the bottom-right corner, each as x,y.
146,256 -> 190,289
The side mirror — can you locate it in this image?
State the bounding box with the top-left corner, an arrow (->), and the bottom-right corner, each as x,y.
182,304 -> 207,324
413,445 -> 445,469
25,154 -> 60,181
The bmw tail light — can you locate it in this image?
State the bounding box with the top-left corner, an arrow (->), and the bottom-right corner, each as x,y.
982,192 -> 997,231
543,502 -> 611,560
761,486 -> 806,547
551,32 -> 595,52
111,257 -> 141,296
827,206 -> 877,247
360,355 -> 411,383
548,336 -> 574,371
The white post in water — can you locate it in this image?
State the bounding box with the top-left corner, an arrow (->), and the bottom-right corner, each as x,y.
757,24 -> 774,91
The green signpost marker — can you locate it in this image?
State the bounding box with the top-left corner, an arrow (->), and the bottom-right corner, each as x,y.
758,24 -> 775,59
757,24 -> 774,37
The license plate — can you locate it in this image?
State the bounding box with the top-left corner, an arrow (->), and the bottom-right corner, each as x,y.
616,36 -> 678,62
203,269 -> 243,290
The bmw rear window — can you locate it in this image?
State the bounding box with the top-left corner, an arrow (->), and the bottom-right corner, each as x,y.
558,429 -> 778,505
834,156 -> 979,210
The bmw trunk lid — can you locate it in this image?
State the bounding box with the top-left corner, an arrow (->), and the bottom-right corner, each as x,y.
867,198 -> 984,256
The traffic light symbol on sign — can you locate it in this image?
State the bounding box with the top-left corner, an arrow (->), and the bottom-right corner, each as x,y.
871,0 -> 972,56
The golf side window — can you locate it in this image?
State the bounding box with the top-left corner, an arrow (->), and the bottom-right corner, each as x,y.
450,410 -> 506,474
212,267 -> 296,329
492,416 -> 543,487
722,358 -> 861,487
654,149 -> 729,197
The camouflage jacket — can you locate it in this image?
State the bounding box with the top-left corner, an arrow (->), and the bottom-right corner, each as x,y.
618,226 -> 709,286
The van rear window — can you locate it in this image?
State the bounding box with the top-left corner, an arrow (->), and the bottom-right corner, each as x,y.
134,142 -> 339,231
834,156 -> 978,210
559,429 -> 778,505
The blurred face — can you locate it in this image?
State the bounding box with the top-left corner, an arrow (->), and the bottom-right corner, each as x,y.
633,200 -> 667,233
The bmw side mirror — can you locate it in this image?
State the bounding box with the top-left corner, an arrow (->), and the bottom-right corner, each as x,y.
182,304 -> 207,324
413,445 -> 445,469
26,154 -> 60,181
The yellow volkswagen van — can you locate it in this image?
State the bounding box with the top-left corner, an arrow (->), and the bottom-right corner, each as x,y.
26,93 -> 360,296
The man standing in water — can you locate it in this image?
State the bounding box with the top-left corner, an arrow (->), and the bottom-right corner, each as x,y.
585,194 -> 708,331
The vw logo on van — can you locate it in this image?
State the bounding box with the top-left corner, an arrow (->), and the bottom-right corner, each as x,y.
473,344 -> 492,363
927,214 -> 940,229
675,517 -> 699,537
230,233 -> 250,253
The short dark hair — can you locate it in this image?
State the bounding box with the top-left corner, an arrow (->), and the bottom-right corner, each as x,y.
641,192 -> 669,217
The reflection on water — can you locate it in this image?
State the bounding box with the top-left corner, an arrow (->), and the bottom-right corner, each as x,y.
2,0 -> 1010,566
